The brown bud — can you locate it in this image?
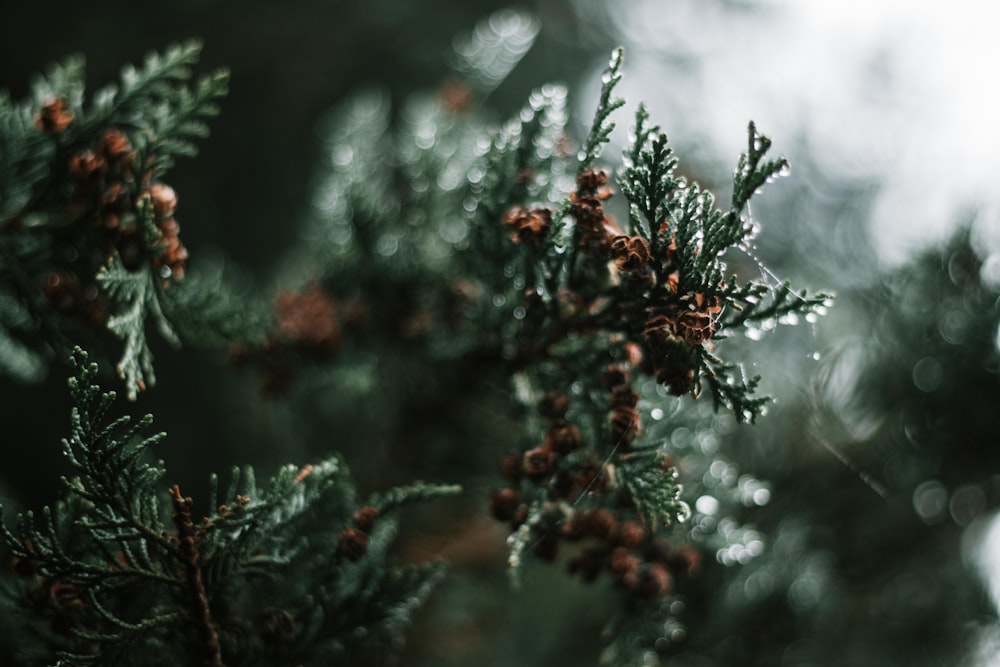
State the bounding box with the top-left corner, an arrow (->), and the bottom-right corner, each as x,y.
523,446 -> 557,481
609,405 -> 641,447
609,234 -> 652,273
69,150 -> 106,183
576,168 -> 609,195
656,363 -> 696,397
35,97 -> 74,134
353,506 -> 380,533
100,129 -> 135,168
609,546 -> 641,577
622,342 -> 643,367
502,205 -> 552,244
675,309 -> 716,345
545,420 -> 583,454
149,182 -> 178,219
336,527 -> 369,562
616,520 -> 648,549
489,488 -> 521,522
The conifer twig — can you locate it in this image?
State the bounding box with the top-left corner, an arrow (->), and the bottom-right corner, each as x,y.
170,484 -> 224,667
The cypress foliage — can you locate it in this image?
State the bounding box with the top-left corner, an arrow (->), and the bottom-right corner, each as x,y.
0,11 -> 833,666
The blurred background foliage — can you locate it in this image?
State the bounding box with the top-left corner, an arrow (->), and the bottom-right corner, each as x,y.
2,1 -> 999,666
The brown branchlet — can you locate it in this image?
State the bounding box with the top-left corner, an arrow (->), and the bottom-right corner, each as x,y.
35,97 -> 74,134
169,484 -> 224,667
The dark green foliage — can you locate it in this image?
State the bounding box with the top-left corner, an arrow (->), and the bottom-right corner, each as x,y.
0,39 -> 239,397
1,11 -> 837,667
1,349 -> 459,665
578,48 -> 626,173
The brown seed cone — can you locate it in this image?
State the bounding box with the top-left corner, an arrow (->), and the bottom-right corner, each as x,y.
502,205 -> 552,244
545,420 -> 583,455
609,234 -> 652,273
616,520 -> 648,549
489,488 -> 522,522
576,168 -> 609,195
336,527 -> 369,562
149,182 -> 178,219
35,97 -> 74,134
100,129 -> 135,168
353,506 -> 380,533
522,446 -> 557,482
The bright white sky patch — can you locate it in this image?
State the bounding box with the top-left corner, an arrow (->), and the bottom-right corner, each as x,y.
582,0 -> 1000,266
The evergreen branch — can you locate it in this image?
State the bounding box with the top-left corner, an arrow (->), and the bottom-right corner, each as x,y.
505,499 -> 544,586
723,281 -> 831,330
159,267 -> 271,348
700,353 -> 769,424
363,559 -> 449,644
143,67 -> 229,177
70,603 -> 182,642
98,250 -> 180,399
169,485 -> 224,667
600,598 -> 680,667
620,114 -> 680,248
619,451 -> 689,530
727,121 -> 789,227
60,349 -> 175,553
578,48 -> 626,173
87,40 -> 205,130
0,91 -> 55,224
367,482 -> 463,515
28,53 -> 87,108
